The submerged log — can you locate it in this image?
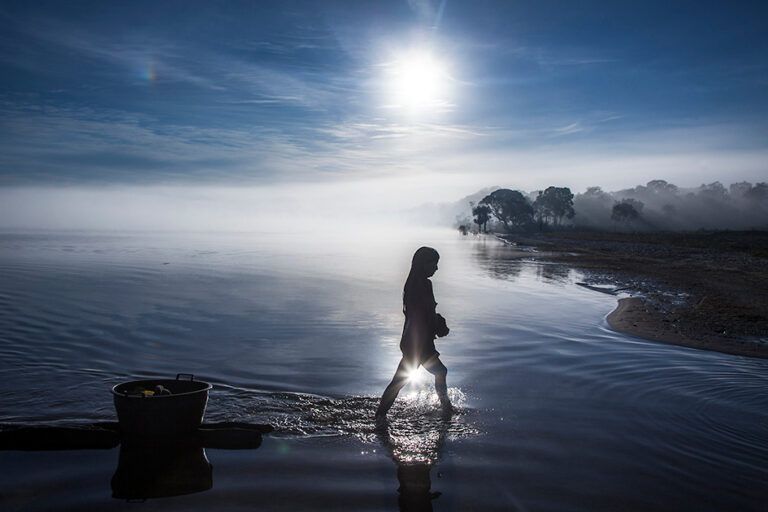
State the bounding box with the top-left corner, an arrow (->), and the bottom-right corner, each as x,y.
0,426 -> 120,451
0,421 -> 273,451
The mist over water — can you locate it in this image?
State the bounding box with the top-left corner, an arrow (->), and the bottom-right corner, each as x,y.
1,229 -> 766,510
0,178 -> 466,232
3,177 -> 767,235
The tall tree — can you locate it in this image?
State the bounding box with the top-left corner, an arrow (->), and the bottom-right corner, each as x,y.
698,181 -> 728,202
645,179 -> 679,196
532,193 -> 548,229
729,181 -> 753,199
471,204 -> 491,233
745,182 -> 768,203
480,189 -> 533,231
611,200 -> 643,225
533,186 -> 575,228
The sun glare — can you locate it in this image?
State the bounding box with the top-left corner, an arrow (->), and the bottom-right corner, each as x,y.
387,50 -> 450,111
407,367 -> 424,384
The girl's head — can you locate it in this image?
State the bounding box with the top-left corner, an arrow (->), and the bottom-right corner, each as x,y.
404,246 -> 440,308
411,246 -> 440,278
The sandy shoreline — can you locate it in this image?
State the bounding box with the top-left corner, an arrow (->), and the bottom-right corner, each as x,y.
497,231 -> 768,359
606,297 -> 766,358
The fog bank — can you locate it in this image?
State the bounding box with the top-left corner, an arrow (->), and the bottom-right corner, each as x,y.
0,177 -> 465,232
435,180 -> 768,232
572,180 -> 768,231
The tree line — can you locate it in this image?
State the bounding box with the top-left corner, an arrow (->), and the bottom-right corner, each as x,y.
459,180 -> 768,233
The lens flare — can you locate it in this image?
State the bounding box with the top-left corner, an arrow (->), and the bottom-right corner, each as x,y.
142,61 -> 156,82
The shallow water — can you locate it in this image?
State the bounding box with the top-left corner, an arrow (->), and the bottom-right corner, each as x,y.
1,229 -> 766,511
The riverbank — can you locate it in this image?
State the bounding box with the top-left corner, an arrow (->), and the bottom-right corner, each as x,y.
498,230 -> 768,358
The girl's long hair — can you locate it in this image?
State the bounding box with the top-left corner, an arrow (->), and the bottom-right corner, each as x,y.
403,246 -> 440,313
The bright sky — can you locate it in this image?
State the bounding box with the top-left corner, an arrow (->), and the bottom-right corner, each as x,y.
1,1 -> 766,227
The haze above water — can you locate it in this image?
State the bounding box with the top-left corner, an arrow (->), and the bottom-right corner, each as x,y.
1,228 -> 766,511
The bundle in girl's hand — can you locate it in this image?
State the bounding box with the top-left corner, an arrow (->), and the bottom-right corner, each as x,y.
434,313 -> 450,338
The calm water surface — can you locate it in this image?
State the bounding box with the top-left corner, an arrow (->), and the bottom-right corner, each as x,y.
1,229 -> 766,511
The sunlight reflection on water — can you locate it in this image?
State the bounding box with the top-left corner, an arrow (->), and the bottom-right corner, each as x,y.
1,230 -> 767,510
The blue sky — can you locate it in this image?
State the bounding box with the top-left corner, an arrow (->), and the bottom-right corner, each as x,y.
1,0 -> 766,199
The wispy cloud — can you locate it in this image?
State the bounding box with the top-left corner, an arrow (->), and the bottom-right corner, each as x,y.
552,122 -> 584,136
0,103 -> 311,184
0,12 -> 353,110
0,98 -> 485,185
2,93 -> 764,190
0,15 -> 219,88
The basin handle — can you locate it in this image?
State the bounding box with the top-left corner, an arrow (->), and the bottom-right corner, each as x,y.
176,373 -> 195,381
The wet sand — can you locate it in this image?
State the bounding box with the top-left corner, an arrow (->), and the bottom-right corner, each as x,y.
607,297 -> 766,358
499,231 -> 768,358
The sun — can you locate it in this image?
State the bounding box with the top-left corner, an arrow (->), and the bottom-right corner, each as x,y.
387,50 -> 450,111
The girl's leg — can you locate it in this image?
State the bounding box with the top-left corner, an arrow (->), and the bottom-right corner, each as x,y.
423,356 -> 451,409
376,358 -> 410,417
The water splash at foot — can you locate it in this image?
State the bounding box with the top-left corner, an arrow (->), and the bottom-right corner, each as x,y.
209,385 -> 480,456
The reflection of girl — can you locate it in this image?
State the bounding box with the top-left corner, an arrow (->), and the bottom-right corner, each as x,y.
376,247 -> 452,418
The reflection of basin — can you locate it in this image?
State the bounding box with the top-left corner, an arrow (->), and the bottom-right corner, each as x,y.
1,422 -> 269,502
111,441 -> 213,500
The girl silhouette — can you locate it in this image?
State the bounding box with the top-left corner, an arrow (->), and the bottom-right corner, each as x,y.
376,246 -> 452,418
